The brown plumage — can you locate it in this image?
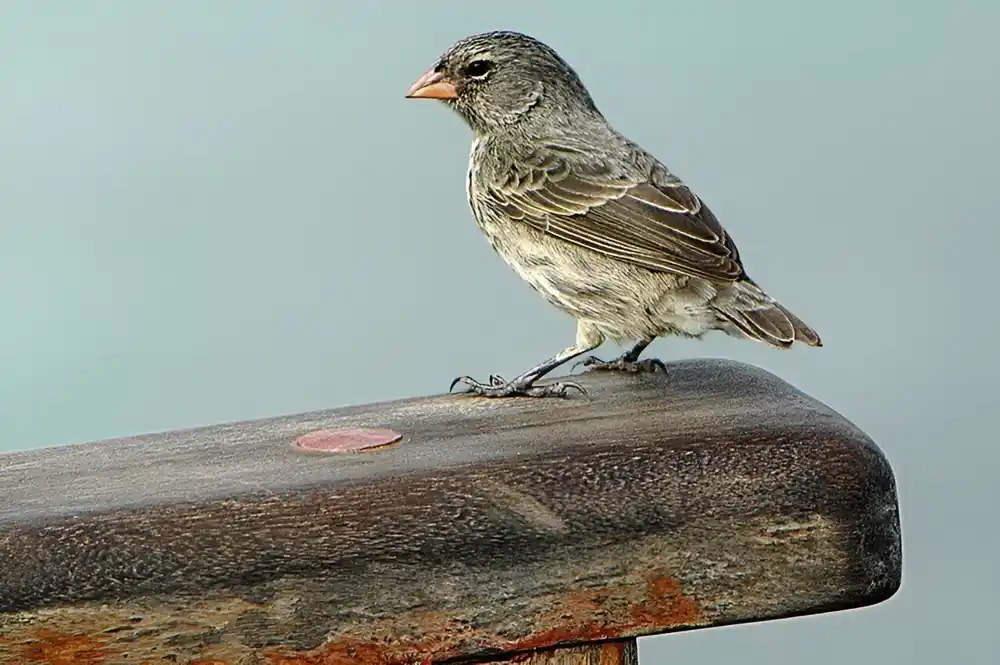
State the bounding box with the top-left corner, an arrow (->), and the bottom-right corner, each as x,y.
406,31 -> 821,398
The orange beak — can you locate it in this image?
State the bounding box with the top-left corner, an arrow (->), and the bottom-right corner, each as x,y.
405,67 -> 458,100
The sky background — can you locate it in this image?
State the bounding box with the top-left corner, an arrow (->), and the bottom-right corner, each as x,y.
1,1 -> 997,662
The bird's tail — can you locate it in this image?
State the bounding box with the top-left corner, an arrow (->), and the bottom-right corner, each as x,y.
715,280 -> 823,349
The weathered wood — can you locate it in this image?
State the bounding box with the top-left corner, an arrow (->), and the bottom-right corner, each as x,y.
491,639 -> 638,664
0,359 -> 901,665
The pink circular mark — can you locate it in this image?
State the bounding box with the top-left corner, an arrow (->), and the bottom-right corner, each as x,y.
294,427 -> 402,453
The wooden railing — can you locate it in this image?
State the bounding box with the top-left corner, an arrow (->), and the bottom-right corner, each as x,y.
0,359 -> 902,664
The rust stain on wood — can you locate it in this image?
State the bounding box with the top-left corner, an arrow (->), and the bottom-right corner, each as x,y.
506,575 -> 703,654
0,572 -> 699,664
262,572 -> 702,664
599,642 -> 628,665
262,623 -> 456,665
629,578 -> 701,626
0,601 -> 256,665
16,629 -> 112,665
264,641 -> 429,665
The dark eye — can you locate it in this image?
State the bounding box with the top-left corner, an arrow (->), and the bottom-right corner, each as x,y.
465,59 -> 493,78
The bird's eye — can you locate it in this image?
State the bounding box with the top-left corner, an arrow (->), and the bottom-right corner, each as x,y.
465,59 -> 493,78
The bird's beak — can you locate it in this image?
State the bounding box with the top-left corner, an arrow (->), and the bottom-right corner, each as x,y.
405,67 -> 458,100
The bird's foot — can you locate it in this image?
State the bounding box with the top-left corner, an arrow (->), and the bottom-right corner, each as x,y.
574,356 -> 667,374
449,374 -> 587,398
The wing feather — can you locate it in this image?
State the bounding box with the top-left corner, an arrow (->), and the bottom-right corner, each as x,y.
481,151 -> 745,283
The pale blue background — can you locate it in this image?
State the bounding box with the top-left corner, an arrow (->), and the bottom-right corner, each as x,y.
2,1 -> 997,662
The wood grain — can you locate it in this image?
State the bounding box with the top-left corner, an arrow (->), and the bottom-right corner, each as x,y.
0,359 -> 901,664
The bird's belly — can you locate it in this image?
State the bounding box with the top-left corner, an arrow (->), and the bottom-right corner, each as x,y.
476,216 -> 717,342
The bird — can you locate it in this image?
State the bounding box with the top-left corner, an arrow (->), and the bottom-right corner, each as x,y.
405,31 -> 821,398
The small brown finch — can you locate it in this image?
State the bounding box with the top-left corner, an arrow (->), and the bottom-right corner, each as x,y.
406,31 -> 821,398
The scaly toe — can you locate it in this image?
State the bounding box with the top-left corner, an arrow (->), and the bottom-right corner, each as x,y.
577,357 -> 667,374
572,356 -> 609,372
449,375 -> 587,399
449,375 -> 487,393
638,358 -> 668,374
522,381 -> 589,398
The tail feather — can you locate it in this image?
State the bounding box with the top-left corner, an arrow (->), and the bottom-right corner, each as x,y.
716,281 -> 823,349
774,302 -> 823,347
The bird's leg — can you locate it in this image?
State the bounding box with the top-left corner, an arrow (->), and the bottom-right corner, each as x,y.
450,322 -> 604,398
575,338 -> 667,374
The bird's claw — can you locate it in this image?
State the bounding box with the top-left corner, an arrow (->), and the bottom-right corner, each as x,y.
449,375 -> 587,398
573,355 -> 668,374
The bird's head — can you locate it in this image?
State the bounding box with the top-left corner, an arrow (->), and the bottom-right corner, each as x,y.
405,31 -> 601,136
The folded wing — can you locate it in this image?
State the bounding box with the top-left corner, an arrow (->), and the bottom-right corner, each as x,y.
482,150 -> 746,283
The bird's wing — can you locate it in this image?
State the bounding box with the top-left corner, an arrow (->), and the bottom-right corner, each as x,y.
481,149 -> 746,283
